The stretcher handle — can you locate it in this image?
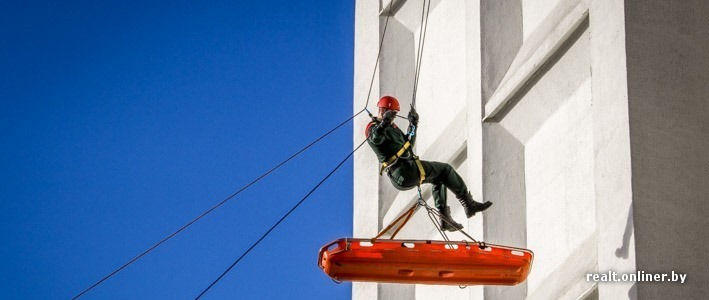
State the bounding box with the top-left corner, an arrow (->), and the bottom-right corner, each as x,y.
317,239 -> 343,269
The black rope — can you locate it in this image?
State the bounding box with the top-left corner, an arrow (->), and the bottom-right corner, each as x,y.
426,208 -> 450,242
411,0 -> 432,108
363,1 -> 395,116
418,187 -> 450,242
71,109 -> 366,300
426,206 -> 478,243
406,2 -> 479,247
416,187 -> 478,244
194,140 -> 368,299
411,0 -> 427,105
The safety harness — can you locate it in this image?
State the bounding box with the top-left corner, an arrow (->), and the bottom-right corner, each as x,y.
379,140 -> 427,186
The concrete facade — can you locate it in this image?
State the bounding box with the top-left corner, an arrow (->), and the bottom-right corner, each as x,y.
353,0 -> 709,299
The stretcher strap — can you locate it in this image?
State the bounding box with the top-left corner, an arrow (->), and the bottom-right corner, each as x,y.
371,202 -> 419,243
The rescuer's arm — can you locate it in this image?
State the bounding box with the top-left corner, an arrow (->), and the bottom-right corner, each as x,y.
367,110 -> 397,145
407,107 -> 419,146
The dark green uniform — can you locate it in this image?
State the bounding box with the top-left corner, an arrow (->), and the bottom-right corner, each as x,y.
366,118 -> 470,210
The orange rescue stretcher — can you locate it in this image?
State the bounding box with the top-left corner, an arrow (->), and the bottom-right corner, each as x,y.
318,238 -> 533,286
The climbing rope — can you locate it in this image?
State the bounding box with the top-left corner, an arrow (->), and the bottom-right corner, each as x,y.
371,185 -> 481,246
194,140 -> 368,299
411,0 -> 432,108
415,187 -> 479,243
409,0 -> 465,242
426,208 -> 450,242
363,0 -> 396,116
364,0 -> 481,246
70,109 -> 365,299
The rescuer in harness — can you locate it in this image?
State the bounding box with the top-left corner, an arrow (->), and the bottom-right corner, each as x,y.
366,96 -> 492,231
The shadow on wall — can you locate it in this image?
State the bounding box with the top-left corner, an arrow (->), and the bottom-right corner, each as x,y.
615,205 -> 633,259
628,282 -> 637,300
480,0 -> 524,103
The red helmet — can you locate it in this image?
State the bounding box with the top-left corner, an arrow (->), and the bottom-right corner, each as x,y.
377,96 -> 400,111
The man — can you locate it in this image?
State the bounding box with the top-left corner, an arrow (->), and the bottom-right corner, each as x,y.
365,96 -> 492,231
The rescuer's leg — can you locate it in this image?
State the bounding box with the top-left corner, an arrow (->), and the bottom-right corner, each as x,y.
432,183 -> 463,231
459,192 -> 492,218
421,160 -> 492,218
438,206 -> 463,232
432,181 -> 447,210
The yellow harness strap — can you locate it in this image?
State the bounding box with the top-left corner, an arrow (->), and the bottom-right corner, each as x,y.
414,157 -> 426,185
379,141 -> 411,175
379,141 -> 427,185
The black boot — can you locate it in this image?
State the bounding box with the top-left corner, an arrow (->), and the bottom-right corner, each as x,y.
459,192 -> 492,218
439,207 -> 463,232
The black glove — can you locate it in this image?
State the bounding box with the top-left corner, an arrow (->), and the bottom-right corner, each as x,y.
382,110 -> 398,125
407,107 -> 419,126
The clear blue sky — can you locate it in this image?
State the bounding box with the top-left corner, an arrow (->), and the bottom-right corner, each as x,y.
1,1 -> 357,299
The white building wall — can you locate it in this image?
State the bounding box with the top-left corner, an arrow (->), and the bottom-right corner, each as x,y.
521,0 -> 563,40
482,0 -> 595,297
354,0 -> 709,299
353,0 -> 384,299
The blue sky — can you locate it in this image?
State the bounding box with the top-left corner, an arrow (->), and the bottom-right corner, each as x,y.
1,1 -> 357,298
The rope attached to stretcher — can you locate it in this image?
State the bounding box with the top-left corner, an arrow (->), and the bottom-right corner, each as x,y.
371,186 -> 480,245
